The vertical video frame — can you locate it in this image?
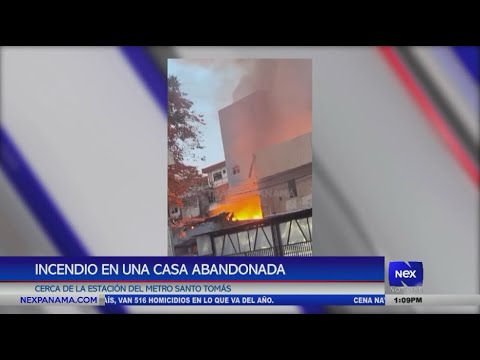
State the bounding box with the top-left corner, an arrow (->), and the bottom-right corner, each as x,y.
168,59 -> 312,257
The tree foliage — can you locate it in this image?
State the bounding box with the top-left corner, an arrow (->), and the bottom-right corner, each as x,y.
168,75 -> 206,207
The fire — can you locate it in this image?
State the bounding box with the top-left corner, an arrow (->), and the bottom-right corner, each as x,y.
209,193 -> 263,221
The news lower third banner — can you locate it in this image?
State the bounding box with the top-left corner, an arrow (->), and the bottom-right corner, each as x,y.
0,257 -> 387,306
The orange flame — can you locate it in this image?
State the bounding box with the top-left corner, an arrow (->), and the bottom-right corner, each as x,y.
209,193 -> 263,221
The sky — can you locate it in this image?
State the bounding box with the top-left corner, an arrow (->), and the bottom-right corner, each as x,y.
168,59 -> 245,170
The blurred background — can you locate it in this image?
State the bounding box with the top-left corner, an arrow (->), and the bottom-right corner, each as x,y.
0,46 -> 478,314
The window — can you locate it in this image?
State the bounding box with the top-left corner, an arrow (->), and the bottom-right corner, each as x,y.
288,180 -> 297,198
171,207 -> 179,214
208,191 -> 216,204
213,172 -> 222,181
233,165 -> 240,175
222,169 -> 226,174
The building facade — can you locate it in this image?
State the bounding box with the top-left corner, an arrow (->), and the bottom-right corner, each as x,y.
169,176 -> 211,220
254,133 -> 312,216
202,161 -> 228,188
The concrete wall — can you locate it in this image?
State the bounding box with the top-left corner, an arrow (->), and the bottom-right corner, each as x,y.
255,133 -> 312,179
219,60 -> 312,189
183,204 -> 200,218
219,91 -> 272,187
259,173 -> 312,216
296,174 -> 312,197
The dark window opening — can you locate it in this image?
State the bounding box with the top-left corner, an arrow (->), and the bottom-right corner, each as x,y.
213,172 -> 222,181
288,180 -> 297,198
208,192 -> 216,204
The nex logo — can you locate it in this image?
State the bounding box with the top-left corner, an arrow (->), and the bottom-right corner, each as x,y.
389,261 -> 423,287
395,270 -> 416,278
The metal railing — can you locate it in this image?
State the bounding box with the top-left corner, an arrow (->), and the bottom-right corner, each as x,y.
281,242 -> 313,256
213,208 -> 313,257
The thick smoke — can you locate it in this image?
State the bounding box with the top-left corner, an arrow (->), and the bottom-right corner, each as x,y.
228,59 -> 313,148
232,59 -> 313,144
172,59 -> 249,110
232,60 -> 276,100
174,59 -> 312,118
233,59 -> 312,120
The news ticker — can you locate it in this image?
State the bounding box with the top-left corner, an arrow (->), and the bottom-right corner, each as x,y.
0,256 -> 476,307
0,282 -> 480,306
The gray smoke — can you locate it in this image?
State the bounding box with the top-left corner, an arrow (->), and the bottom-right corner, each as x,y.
233,59 -> 312,126
173,59 -> 312,116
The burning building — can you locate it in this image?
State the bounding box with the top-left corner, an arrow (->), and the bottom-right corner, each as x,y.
172,59 -> 313,257
212,59 -> 312,222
